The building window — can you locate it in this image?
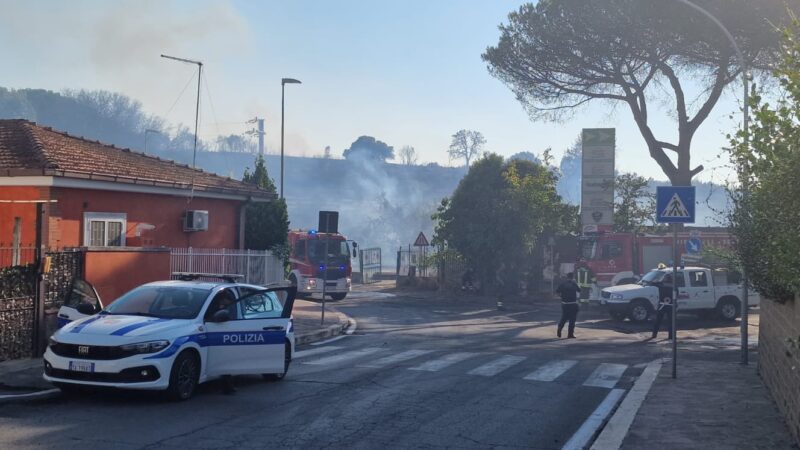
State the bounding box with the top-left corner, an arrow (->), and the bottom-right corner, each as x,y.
84,213 -> 126,247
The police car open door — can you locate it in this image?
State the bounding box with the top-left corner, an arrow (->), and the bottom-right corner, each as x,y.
205,286 -> 296,377
57,279 -> 103,328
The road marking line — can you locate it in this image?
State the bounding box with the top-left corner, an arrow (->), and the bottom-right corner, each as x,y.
562,388 -> 626,450
294,346 -> 344,359
409,352 -> 479,372
0,389 -> 61,403
583,363 -> 628,389
590,360 -> 663,450
460,309 -> 495,316
358,350 -> 435,368
301,347 -> 385,365
467,355 -> 526,377
524,360 -> 578,382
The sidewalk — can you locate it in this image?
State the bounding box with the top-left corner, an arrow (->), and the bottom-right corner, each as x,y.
620,349 -> 798,450
0,299 -> 351,402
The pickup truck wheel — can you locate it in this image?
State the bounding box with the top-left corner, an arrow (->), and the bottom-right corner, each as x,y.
609,311 -> 627,321
629,300 -> 653,323
717,298 -> 740,321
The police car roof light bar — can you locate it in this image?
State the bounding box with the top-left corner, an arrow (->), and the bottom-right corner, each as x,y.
173,273 -> 245,283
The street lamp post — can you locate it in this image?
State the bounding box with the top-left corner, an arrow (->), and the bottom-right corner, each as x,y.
144,128 -> 161,155
674,0 -> 750,367
280,78 -> 302,199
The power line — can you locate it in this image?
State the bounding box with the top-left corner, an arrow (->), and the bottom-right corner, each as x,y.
162,71 -> 197,126
202,72 -> 221,138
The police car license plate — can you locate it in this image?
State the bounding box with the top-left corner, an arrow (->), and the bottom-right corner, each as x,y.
68,361 -> 95,373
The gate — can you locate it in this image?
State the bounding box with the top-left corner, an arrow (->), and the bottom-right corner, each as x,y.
359,248 -> 382,284
170,248 -> 285,285
0,248 -> 85,361
0,263 -> 37,361
396,246 -> 435,278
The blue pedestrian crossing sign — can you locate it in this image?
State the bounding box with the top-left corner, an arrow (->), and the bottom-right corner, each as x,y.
656,186 -> 695,223
686,238 -> 702,254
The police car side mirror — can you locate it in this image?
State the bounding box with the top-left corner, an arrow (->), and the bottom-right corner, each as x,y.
212,310 -> 231,323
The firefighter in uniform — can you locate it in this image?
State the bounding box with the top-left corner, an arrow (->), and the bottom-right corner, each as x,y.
651,273 -> 675,340
556,272 -> 582,338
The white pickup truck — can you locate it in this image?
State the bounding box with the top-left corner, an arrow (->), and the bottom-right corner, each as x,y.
599,266 -> 759,323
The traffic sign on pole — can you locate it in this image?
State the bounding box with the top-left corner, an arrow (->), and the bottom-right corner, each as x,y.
685,238 -> 702,254
656,186 -> 696,224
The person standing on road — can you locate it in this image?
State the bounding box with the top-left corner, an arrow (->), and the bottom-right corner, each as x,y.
651,275 -> 675,340
556,272 -> 581,338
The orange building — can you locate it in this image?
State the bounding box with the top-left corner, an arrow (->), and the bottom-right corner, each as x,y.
0,120 -> 276,301
0,119 -> 275,250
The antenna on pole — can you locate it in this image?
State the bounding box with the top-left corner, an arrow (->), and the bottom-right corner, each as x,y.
161,54 -> 203,198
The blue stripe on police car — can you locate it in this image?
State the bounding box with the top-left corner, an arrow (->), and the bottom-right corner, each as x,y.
110,318 -> 170,336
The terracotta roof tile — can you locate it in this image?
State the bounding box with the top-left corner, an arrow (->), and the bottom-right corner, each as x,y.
0,119 -> 274,199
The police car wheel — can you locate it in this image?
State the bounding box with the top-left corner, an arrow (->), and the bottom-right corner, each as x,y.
166,351 -> 199,401
263,342 -> 291,381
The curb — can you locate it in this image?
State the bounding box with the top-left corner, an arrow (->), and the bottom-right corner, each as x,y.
0,388 -> 61,405
294,311 -> 355,347
589,359 -> 664,450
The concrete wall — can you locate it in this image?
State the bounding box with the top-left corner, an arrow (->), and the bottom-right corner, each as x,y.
84,248 -> 171,304
758,296 -> 800,444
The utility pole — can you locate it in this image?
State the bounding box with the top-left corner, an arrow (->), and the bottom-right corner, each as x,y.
246,117 -> 266,155
674,0 -> 750,365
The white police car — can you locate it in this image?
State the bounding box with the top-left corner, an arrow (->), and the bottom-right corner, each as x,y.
44,275 -> 296,401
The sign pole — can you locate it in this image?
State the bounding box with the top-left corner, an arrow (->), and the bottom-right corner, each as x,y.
656,185 -> 695,381
672,223 -> 678,379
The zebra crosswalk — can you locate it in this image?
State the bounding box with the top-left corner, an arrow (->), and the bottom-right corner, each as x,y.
296,345 -> 633,389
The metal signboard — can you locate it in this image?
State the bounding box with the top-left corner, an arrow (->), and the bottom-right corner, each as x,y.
656,187 -> 696,224
581,128 -> 615,228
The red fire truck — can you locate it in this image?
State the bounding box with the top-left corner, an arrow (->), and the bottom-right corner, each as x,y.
577,227 -> 733,289
288,229 -> 355,300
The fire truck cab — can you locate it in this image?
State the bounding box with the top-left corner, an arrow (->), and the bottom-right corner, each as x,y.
288,230 -> 354,300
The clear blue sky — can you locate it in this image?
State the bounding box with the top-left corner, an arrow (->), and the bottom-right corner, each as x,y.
0,0 -> 743,183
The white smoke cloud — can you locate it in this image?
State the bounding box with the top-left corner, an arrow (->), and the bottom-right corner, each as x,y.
0,0 -> 253,125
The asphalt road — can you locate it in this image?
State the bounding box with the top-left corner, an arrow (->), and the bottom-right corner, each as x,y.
0,288 -> 753,449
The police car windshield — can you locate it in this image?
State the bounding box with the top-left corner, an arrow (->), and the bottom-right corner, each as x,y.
104,286 -> 211,320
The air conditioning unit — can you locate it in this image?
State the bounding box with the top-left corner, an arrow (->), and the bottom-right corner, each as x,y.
184,210 -> 209,232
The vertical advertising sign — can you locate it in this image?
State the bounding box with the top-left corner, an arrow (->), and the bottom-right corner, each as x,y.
581,128 -> 615,232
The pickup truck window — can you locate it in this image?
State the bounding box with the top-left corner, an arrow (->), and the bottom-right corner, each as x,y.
689,271 -> 708,287
662,273 -> 685,288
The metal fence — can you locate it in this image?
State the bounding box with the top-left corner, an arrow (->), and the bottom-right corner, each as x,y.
0,296 -> 35,360
359,248 -> 382,284
0,246 -> 36,268
170,248 -> 285,286
397,246 -> 436,278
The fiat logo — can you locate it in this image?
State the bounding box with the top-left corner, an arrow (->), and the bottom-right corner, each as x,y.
78,346 -> 90,355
